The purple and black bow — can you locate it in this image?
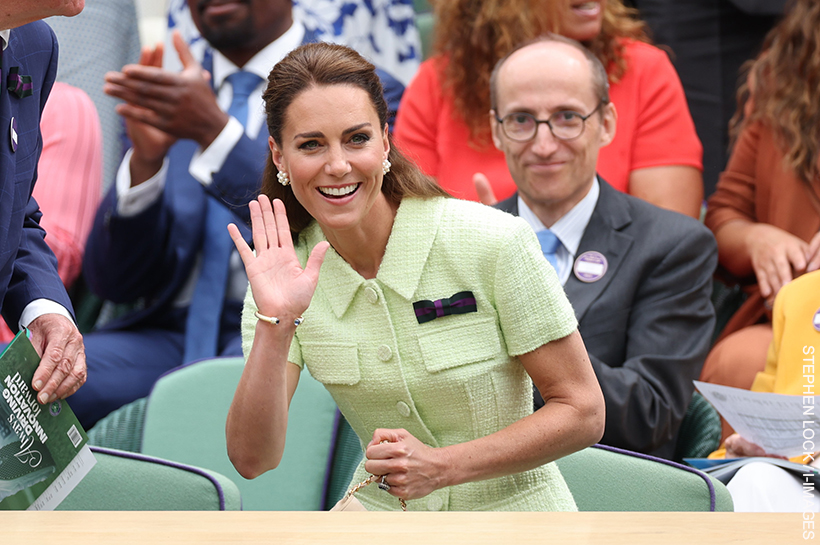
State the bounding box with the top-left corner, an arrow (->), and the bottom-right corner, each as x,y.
7,67 -> 32,98
413,291 -> 477,324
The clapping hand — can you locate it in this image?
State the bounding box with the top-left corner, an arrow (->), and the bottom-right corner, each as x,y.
227,196 -> 329,322
104,31 -> 230,184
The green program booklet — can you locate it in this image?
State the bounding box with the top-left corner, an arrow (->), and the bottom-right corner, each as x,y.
0,331 -> 95,510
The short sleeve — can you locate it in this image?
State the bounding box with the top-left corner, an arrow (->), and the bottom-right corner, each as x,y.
493,220 -> 578,356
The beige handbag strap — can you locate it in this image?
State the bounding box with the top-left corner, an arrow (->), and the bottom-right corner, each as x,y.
336,474 -> 407,511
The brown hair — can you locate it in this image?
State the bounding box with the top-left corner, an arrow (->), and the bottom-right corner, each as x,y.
432,0 -> 648,144
731,0 -> 820,186
261,42 -> 448,233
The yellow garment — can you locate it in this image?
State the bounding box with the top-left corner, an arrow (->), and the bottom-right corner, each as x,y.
709,270 -> 820,463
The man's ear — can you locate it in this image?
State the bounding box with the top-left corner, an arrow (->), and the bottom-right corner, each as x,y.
269,136 -> 285,171
598,102 -> 618,148
490,110 -> 503,151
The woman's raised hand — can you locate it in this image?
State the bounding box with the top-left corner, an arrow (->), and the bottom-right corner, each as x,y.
228,195 -> 329,321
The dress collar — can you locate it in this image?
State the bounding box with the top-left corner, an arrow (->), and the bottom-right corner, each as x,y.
302,197 -> 445,318
1,30 -> 10,50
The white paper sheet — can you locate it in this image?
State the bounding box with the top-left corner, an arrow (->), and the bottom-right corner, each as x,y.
694,381 -> 820,458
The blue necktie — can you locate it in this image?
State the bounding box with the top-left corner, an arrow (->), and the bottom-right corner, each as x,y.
183,71 -> 262,362
536,229 -> 561,274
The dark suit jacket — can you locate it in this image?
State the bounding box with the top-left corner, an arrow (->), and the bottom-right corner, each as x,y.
496,180 -> 717,459
83,29 -> 405,334
0,22 -> 73,329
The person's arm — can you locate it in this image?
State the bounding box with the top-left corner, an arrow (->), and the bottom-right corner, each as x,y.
624,44 -> 703,218
364,330 -> 604,500
225,196 -> 329,478
591,219 -> 717,453
392,59 -> 443,178
706,121 -> 809,300
3,25 -> 86,405
628,165 -> 703,218
82,166 -> 176,303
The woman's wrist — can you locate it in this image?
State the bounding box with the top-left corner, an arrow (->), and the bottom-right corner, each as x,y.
254,310 -> 304,327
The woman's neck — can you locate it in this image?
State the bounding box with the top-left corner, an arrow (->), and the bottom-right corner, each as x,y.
321,198 -> 398,280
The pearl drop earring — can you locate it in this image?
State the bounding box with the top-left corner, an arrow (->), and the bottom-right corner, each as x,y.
277,171 -> 290,186
382,158 -> 391,175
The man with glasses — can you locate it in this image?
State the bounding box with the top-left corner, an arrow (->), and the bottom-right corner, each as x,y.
491,35 -> 717,459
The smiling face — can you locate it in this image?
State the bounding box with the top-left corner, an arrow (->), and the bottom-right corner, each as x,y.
187,0 -> 291,63
269,84 -> 392,238
491,41 -> 616,225
559,0 -> 606,42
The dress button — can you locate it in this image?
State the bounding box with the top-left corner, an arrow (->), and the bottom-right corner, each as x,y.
426,496 -> 444,511
365,286 -> 379,304
396,401 -> 411,417
377,345 -> 392,361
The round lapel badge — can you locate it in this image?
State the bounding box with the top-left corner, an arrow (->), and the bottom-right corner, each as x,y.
573,251 -> 608,283
10,116 -> 17,153
814,308 -> 820,332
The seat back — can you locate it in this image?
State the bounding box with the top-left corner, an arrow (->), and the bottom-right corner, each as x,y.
325,413 -> 364,507
139,357 -> 339,510
556,444 -> 733,511
86,396 -> 147,453
674,391 -> 722,462
58,446 -> 241,510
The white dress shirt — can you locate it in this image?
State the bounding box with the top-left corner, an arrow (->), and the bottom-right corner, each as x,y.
517,177 -> 600,285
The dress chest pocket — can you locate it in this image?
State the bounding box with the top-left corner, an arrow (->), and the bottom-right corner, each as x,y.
419,317 -> 503,373
301,342 -> 361,385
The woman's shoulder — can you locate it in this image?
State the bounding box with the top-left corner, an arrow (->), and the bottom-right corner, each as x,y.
433,198 -> 533,243
614,38 -> 674,79
616,38 -> 667,62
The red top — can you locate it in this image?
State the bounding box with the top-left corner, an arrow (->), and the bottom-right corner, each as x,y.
394,40 -> 703,202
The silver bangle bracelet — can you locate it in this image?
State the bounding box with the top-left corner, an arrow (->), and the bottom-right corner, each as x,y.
255,310 -> 304,327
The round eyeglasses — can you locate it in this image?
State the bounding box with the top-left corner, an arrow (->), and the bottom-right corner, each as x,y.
495,101 -> 605,142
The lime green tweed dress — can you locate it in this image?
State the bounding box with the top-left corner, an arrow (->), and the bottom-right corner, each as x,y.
241,197 -> 579,511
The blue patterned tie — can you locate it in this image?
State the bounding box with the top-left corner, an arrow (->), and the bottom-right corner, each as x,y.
536,229 -> 561,274
183,71 -> 262,362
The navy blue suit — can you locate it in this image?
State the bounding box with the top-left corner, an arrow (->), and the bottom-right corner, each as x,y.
78,30 -> 405,427
0,22 -> 73,332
